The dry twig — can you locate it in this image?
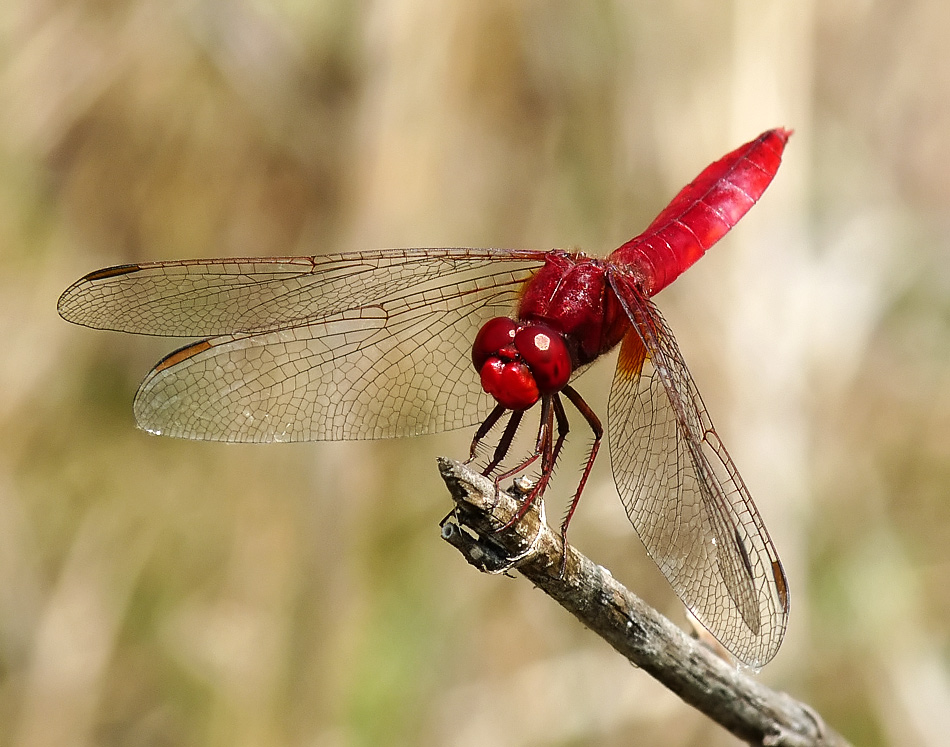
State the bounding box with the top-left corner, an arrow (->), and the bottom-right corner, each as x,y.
437,457 -> 850,747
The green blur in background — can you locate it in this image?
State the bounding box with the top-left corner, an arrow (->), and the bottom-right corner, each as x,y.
2,1 -> 950,745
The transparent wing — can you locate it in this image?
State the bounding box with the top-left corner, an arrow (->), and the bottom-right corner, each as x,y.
58,248 -> 546,336
606,272 -> 788,667
58,249 -> 549,442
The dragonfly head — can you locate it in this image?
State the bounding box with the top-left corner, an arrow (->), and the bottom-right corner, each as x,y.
472,317 -> 572,411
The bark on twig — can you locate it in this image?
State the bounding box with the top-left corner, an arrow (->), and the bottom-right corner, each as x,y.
437,457 -> 849,747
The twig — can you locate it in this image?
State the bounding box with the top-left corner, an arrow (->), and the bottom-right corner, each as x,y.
437,457 -> 850,747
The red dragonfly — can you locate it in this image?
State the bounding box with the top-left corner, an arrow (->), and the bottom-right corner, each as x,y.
59,128 -> 791,667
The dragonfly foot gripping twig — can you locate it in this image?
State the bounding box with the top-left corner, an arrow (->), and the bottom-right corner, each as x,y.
437,457 -> 850,747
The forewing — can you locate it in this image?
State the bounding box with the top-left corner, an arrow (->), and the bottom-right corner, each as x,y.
59,249 -> 548,442
58,248 -> 545,336
606,273 -> 788,667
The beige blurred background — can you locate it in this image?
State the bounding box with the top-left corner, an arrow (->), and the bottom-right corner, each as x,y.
2,1 -> 949,745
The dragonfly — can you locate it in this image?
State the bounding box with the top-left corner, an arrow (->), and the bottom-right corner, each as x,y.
59,128 -> 791,667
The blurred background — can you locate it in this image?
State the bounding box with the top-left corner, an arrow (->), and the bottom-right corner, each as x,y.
2,0 -> 949,745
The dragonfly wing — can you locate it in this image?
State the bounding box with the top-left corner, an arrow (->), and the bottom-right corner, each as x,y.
59,248 -> 549,442
606,272 -> 788,667
134,296 -> 492,442
57,248 -> 547,337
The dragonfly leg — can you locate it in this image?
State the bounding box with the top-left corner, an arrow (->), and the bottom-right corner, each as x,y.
516,393 -> 569,509
498,394 -> 561,530
557,385 -> 603,576
547,393 -> 570,474
466,403 -> 508,464
480,408 -> 524,477
493,395 -> 551,486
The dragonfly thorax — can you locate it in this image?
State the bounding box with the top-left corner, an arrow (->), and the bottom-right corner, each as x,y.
472,317 -> 572,410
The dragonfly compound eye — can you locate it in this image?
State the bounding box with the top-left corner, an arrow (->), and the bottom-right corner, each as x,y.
471,317 -> 518,371
472,318 -> 571,409
473,317 -> 540,410
514,324 -> 571,394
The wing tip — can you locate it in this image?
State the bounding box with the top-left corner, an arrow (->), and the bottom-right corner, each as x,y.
57,264 -> 143,326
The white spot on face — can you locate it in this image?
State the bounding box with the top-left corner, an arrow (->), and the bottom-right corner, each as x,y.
535,333 -> 551,351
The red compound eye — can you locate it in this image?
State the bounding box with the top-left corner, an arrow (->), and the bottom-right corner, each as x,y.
514,324 -> 572,393
472,317 -> 518,371
472,318 -> 572,410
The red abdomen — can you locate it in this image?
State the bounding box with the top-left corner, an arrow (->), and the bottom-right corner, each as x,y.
610,128 -> 790,296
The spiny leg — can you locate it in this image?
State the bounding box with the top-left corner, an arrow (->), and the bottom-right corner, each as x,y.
517,393 -> 570,512
547,394 -> 571,476
494,395 -> 551,484
557,385 -> 603,575
481,408 -> 524,477
467,396 -> 581,558
500,393 -> 566,529
466,403 -> 507,464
